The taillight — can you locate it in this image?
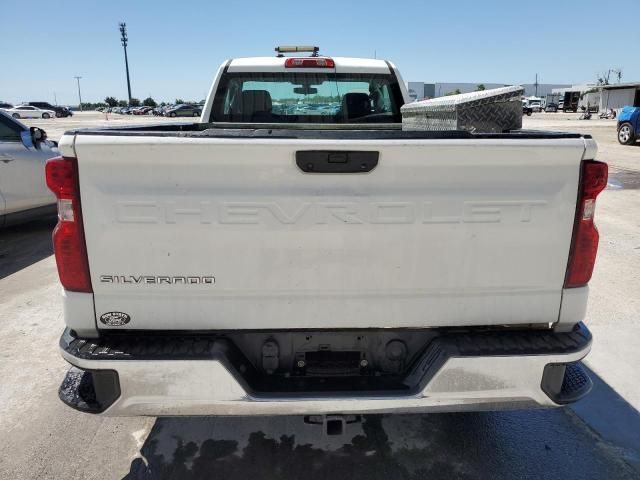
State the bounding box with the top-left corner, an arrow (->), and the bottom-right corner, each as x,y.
564,160 -> 608,288
284,57 -> 335,68
45,156 -> 92,293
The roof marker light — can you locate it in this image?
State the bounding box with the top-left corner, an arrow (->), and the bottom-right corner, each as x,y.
275,45 -> 319,57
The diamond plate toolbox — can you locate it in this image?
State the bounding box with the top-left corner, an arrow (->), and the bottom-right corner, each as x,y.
401,86 -> 525,133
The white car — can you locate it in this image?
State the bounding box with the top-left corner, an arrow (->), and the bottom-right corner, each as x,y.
5,105 -> 57,119
524,97 -> 543,112
0,111 -> 57,226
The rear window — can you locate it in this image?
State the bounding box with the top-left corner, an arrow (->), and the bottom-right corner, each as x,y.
210,72 -> 404,124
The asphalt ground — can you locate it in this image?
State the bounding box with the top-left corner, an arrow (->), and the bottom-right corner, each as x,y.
0,112 -> 639,479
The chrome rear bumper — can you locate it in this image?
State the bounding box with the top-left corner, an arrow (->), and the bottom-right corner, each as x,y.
59,324 -> 592,416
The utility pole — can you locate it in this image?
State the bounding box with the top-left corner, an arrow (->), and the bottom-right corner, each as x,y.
119,22 -> 132,105
74,76 -> 83,111
534,73 -> 539,97
53,91 -> 57,105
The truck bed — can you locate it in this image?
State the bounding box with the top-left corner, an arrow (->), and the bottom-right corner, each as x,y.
66,121 -> 586,139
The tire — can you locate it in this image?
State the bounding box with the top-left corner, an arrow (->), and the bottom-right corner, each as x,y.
42,113 -> 50,119
617,123 -> 636,145
526,111 -> 532,116
12,113 -> 20,119
193,111 -> 199,117
170,112 -> 176,117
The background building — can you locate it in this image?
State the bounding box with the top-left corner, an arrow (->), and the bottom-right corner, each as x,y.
407,82 -> 570,100
599,83 -> 640,111
552,84 -> 599,111
551,83 -> 640,112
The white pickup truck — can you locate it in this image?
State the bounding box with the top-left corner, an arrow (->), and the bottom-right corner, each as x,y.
52,48 -> 607,426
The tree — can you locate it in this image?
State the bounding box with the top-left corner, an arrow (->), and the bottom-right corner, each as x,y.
81,102 -> 106,110
476,84 -> 486,91
104,96 -> 118,107
117,99 -> 128,107
175,98 -> 185,105
129,98 -> 141,107
445,89 -> 462,96
142,97 -> 157,107
597,68 -> 623,86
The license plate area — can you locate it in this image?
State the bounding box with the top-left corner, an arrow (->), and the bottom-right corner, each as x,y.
300,350 -> 363,376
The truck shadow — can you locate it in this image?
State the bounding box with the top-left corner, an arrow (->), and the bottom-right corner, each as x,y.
122,369 -> 640,480
0,217 -> 56,279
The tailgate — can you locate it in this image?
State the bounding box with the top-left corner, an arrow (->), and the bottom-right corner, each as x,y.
72,135 -> 586,330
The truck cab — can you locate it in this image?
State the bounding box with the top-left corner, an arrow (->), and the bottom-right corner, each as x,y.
201,49 -> 410,124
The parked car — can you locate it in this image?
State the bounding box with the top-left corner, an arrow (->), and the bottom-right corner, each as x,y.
0,103 -> 14,110
52,49 -> 603,423
5,105 -> 57,119
0,110 -> 57,227
164,104 -> 202,117
133,106 -> 153,115
523,105 -> 533,116
160,105 -> 175,116
524,97 -> 542,112
26,102 -> 73,118
545,94 -> 560,112
617,106 -> 639,145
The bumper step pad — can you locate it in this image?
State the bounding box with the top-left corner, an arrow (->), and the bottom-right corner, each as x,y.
59,367 -> 121,413
542,361 -> 593,405
61,324 -> 591,361
60,323 -> 592,412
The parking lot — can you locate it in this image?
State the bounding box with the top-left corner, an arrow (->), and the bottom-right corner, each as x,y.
1,112 -> 639,479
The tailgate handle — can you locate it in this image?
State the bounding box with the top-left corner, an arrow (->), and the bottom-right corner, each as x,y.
296,151 -> 378,173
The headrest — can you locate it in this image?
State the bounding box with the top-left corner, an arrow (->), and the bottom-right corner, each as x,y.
342,92 -> 370,119
241,90 -> 272,115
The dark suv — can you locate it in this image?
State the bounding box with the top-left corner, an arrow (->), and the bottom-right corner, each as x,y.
164,104 -> 202,117
26,102 -> 73,118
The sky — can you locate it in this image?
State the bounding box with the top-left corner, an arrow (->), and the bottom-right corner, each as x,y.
2,0 -> 638,105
